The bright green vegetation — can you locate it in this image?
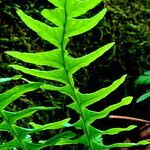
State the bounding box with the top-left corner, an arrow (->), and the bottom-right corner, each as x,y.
135,71 -> 150,103
0,0 -> 149,149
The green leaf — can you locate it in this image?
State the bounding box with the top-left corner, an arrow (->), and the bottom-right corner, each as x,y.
65,8 -> 107,37
30,118 -> 70,130
68,75 -> 127,111
12,75 -> 22,80
136,91 -> 150,103
84,96 -> 133,124
9,65 -> 68,84
41,84 -> 76,100
13,125 -> 42,137
0,139 -> 19,149
22,142 -> 42,150
17,9 -> 62,48
74,135 -> 88,145
102,125 -> 137,135
55,138 -> 77,145
66,42 -> 115,74
144,71 -> 150,76
41,8 -> 64,27
39,131 -> 76,148
74,96 -> 133,126
0,75 -> 22,83
0,83 -> 42,110
0,77 -> 12,83
135,71 -> 150,85
80,75 -> 127,107
2,107 -> 57,124
6,49 -> 64,69
67,0 -> 103,17
0,121 -> 10,132
48,0 -> 64,8
41,84 -> 67,93
105,140 -> 150,149
91,140 -> 150,150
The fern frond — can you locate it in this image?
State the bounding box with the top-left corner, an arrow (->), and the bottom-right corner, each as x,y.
0,84 -> 75,149
5,0 -> 150,149
135,71 -> 150,85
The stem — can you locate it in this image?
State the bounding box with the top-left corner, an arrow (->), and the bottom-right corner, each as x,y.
0,111 -> 27,150
109,115 -> 150,124
60,1 -> 93,149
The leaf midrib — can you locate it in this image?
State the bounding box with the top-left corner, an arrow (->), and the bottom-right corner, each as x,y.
60,1 -> 93,149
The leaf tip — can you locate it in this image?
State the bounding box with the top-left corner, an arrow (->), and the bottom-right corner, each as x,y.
130,125 -> 137,129
5,51 -> 9,54
5,51 -> 16,56
123,96 -> 133,105
121,74 -> 128,81
111,42 -> 115,46
8,64 -> 15,68
16,8 -> 22,14
103,8 -> 107,13
16,9 -> 25,18
108,42 -> 115,48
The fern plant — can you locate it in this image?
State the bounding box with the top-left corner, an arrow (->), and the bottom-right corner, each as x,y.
0,80 -> 76,149
135,71 -> 150,103
2,0 -> 150,149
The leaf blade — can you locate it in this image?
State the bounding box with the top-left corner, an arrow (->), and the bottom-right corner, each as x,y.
3,107 -> 57,124
67,0 -> 103,17
102,125 -> 137,135
65,8 -> 107,37
9,65 -> 68,84
0,83 -> 42,110
6,49 -> 63,69
84,96 -> 133,124
66,42 -> 115,74
68,75 -> 127,111
136,91 -> 150,103
30,118 -> 71,130
17,9 -> 62,48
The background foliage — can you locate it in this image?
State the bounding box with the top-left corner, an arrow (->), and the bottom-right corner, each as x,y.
0,0 -> 150,149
